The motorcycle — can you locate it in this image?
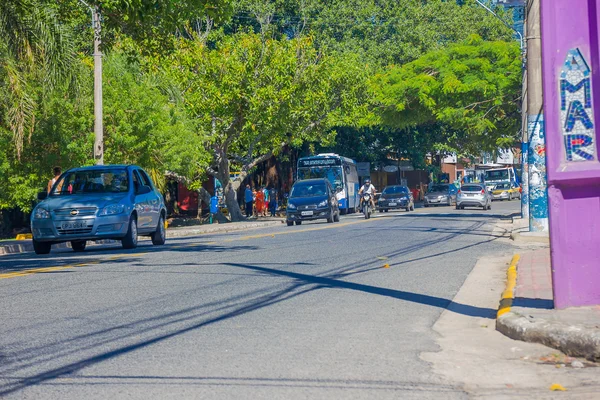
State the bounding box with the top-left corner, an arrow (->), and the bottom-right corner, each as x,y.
361,193 -> 372,219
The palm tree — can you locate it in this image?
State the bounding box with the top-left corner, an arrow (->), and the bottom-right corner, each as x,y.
0,0 -> 76,157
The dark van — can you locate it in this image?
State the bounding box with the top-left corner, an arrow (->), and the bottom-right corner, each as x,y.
286,179 -> 340,226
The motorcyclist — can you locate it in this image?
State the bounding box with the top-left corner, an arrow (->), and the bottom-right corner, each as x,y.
358,179 -> 376,211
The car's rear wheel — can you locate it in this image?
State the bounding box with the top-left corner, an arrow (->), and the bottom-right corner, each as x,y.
33,239 -> 51,255
71,240 -> 86,252
286,221 -> 294,226
122,216 -> 138,249
151,215 -> 166,245
424,204 -> 429,208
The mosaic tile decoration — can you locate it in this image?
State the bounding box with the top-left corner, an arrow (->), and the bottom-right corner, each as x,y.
559,48 -> 596,162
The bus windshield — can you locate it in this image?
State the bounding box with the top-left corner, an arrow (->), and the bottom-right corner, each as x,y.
485,169 -> 510,182
297,166 -> 343,190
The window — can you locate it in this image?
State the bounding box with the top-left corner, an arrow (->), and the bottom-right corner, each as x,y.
50,169 -> 129,195
382,186 -> 408,194
290,183 -> 327,198
137,169 -> 152,187
461,185 -> 484,192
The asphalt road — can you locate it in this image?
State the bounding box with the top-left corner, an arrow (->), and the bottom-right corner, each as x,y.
0,200 -> 520,399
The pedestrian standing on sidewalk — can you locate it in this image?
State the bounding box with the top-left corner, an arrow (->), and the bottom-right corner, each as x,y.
47,166 -> 62,193
244,184 -> 253,217
255,187 -> 265,217
263,186 -> 269,217
268,186 -> 278,217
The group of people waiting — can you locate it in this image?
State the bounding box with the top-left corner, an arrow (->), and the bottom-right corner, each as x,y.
244,185 -> 278,217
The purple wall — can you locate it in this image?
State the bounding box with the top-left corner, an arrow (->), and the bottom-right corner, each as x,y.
541,0 -> 600,308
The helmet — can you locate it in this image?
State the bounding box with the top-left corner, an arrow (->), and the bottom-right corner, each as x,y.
365,179 -> 371,184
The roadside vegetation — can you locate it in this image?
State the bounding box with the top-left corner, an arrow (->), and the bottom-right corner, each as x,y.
0,0 -> 521,221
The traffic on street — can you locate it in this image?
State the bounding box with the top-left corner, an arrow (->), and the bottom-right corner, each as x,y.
1,201 -> 520,399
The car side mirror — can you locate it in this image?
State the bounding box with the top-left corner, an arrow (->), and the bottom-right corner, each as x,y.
137,185 -> 152,195
37,191 -> 48,200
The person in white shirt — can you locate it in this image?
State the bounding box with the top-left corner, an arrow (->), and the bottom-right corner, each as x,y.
358,179 -> 377,210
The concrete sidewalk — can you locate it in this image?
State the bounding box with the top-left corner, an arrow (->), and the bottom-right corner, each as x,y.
0,219 -> 283,256
497,248 -> 600,362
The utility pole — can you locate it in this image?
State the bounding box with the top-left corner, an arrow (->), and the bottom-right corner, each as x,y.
525,0 -> 548,232
92,6 -> 104,165
520,20 -> 529,222
80,0 -> 104,165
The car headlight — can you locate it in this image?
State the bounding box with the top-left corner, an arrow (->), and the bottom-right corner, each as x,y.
34,208 -> 50,219
318,200 -> 328,207
502,191 -> 508,195
287,203 -> 296,210
99,204 -> 125,216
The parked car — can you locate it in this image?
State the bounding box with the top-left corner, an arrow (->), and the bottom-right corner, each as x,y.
491,182 -> 521,201
456,184 -> 492,210
377,185 -> 414,212
424,184 -> 458,207
31,165 -> 167,254
286,179 -> 340,226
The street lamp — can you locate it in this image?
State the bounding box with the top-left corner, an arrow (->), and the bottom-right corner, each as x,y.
79,0 -> 104,165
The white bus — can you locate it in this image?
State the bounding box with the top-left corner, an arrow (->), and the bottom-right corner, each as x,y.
484,167 -> 519,191
297,153 -> 359,214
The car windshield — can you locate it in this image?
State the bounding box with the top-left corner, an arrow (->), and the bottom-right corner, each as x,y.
494,183 -> 511,190
290,183 -> 327,198
383,186 -> 408,194
462,185 -> 483,192
50,169 -> 129,195
429,185 -> 448,193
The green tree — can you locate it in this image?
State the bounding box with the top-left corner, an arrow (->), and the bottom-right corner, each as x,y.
371,35 -> 522,156
0,49 -> 201,213
0,0 -> 77,157
229,0 -> 514,66
169,32 -> 368,220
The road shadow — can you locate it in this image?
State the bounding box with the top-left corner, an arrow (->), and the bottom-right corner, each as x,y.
0,242 -> 260,274
512,297 -> 554,309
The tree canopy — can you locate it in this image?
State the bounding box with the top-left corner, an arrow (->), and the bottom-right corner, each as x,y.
167,31 -> 368,219
371,35 -> 522,156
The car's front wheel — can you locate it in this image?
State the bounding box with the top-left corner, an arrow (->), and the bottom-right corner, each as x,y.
122,216 -> 138,249
71,240 -> 86,252
295,221 -> 302,225
287,221 -> 294,226
33,239 -> 51,255
151,215 -> 166,245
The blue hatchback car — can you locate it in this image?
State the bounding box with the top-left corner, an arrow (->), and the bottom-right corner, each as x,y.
31,165 -> 167,254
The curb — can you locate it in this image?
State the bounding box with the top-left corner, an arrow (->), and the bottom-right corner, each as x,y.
510,231 -> 550,244
495,254 -> 600,362
497,254 -> 520,318
0,220 -> 282,256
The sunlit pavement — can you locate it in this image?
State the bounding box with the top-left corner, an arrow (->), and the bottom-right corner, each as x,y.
0,201 -> 521,399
